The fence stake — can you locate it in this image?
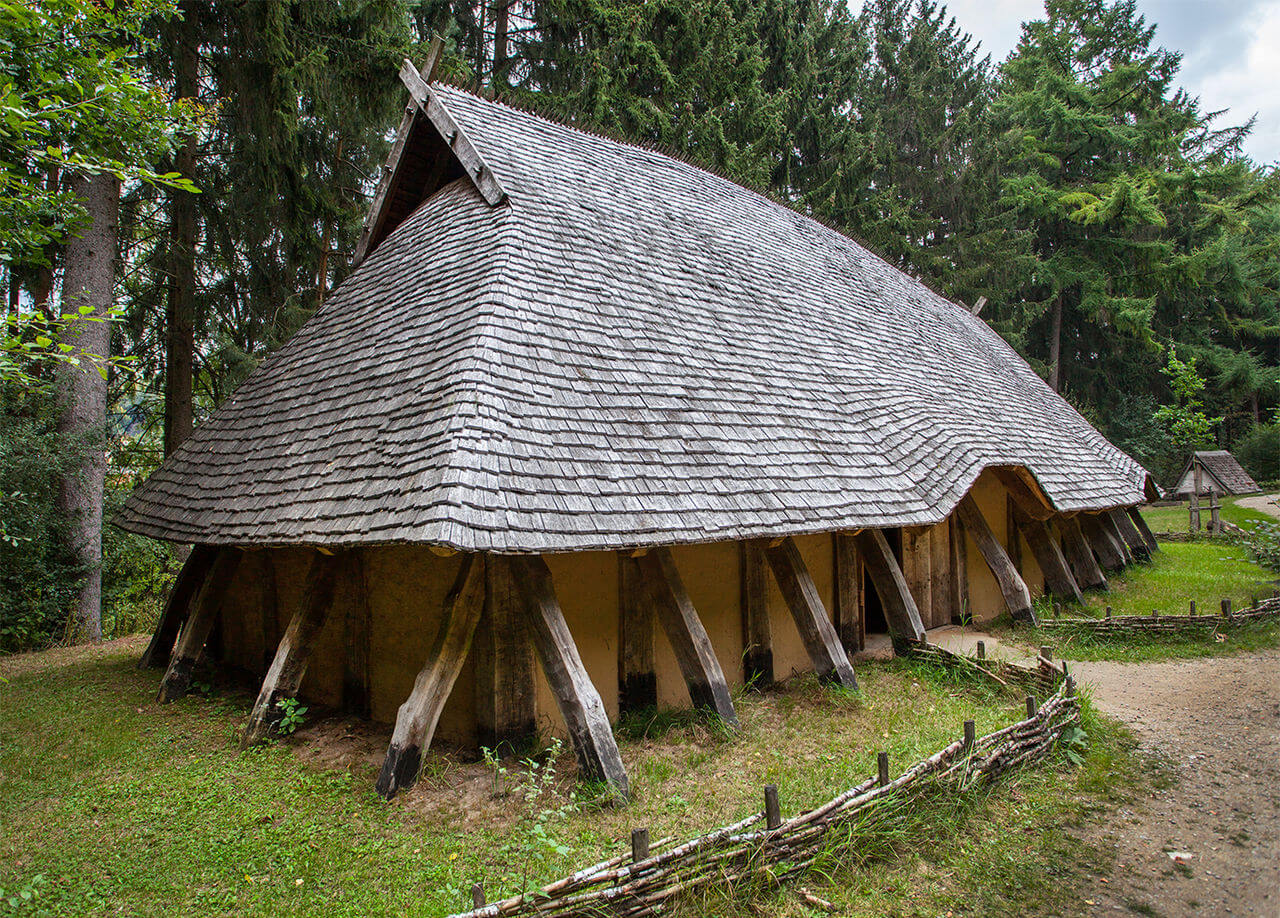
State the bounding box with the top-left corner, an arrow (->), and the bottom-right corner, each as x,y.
1105,606 -> 1112,619
631,827 -> 650,862
877,752 -> 890,787
1053,602 -> 1062,619
1026,695 -> 1038,718
471,883 -> 485,908
1040,645 -> 1052,661
963,720 -> 975,752
976,640 -> 986,661
1222,598 -> 1232,619
764,785 -> 781,831
1189,600 -> 1196,617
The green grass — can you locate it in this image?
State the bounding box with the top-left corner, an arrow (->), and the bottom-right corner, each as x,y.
1007,539 -> 1280,662
1138,495 -> 1276,534
2,641 -> 1133,918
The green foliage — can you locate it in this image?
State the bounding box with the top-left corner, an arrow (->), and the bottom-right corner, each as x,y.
1234,520 -> 1280,575
0,0 -> 203,264
273,697 -> 308,735
1233,423 -> 1280,483
1152,345 -> 1222,467
1057,724 -> 1089,766
100,501 -> 176,644
0,390 -> 86,652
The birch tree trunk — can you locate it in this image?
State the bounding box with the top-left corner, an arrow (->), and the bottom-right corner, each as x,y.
56,171 -> 120,643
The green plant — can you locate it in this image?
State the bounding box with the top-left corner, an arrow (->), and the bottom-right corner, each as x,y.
1058,725 -> 1089,766
274,697 -> 307,735
483,737 -> 583,894
0,874 -> 45,914
1233,521 -> 1280,574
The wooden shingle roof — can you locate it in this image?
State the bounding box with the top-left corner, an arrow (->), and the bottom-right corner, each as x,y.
117,84 -> 1152,552
1176,451 -> 1260,496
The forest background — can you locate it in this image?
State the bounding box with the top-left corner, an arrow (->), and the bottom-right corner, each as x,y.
2,0 -> 1276,652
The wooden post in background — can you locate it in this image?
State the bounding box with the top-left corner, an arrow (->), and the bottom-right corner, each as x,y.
1057,517 -> 1107,591
900,526 -> 933,629
1191,459 -> 1203,532
955,495 -> 1035,623
764,537 -> 859,689
140,544 -> 217,669
340,550 -> 372,718
618,552 -> 657,713
156,549 -> 243,702
476,555 -> 537,751
834,533 -> 863,654
854,529 -> 926,650
740,540 -> 773,688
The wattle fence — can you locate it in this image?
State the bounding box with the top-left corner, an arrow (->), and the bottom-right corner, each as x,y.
1034,595 -> 1280,637
448,648 -> 1076,918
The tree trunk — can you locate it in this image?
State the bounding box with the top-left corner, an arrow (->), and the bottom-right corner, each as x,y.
56,172 -> 120,644
491,0 -> 510,89
164,1 -> 198,457
1047,294 -> 1062,392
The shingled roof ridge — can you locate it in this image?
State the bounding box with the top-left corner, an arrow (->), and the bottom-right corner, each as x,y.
428,80 -> 969,310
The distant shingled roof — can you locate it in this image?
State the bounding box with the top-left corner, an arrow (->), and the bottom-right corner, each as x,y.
1175,451 -> 1260,496
117,84 -> 1152,552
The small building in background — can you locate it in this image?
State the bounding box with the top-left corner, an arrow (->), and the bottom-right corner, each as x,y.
1174,450 -> 1261,498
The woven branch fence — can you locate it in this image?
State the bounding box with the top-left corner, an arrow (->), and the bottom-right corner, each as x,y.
1034,595 -> 1280,637
449,649 -> 1076,918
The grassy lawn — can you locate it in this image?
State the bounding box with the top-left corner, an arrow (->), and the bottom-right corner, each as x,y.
1138,495 -> 1276,534
3,639 -> 1136,918
3,532 -> 1274,916
1011,538 -> 1280,663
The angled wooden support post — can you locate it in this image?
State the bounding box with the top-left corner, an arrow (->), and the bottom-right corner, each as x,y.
140,544 -> 218,669
1127,506 -> 1159,554
376,554 -> 486,798
740,540 -> 774,687
1010,506 -> 1083,604
156,548 -> 242,702
1080,513 -> 1127,572
992,468 -> 1055,521
763,537 -> 858,689
955,495 -> 1036,624
1058,516 -> 1107,591
1098,511 -> 1134,565
511,554 -> 629,803
853,529 -> 926,651
618,551 -> 657,714
1109,508 -> 1150,561
834,533 -> 863,654
476,556 -> 536,752
950,517 -> 969,623
635,548 -> 739,725
243,552 -> 343,748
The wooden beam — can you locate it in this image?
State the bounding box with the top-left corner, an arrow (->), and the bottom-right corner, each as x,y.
853,529 -> 926,650
140,544 -> 217,669
156,549 -> 242,702
834,533 -> 863,654
955,495 -> 1036,623
992,468 -> 1055,521
740,540 -> 774,687
1058,516 -> 1108,591
341,551 -> 372,718
1109,508 -> 1151,561
1127,506 -> 1159,554
1099,511 -> 1134,565
636,548 -> 738,725
1005,496 -> 1022,574
242,552 -> 343,748
258,551 -> 280,672
476,555 -> 536,751
929,523 -> 953,628
617,551 -> 657,713
901,526 -> 934,630
352,105 -> 417,266
1010,505 -> 1083,604
951,516 -> 969,622
399,59 -> 506,206
1080,513 -> 1126,572
375,554 -> 486,798
763,537 -> 858,689
510,555 -> 629,803
420,33 -> 445,82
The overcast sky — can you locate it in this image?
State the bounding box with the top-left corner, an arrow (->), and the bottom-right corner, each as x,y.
878,0 -> 1280,164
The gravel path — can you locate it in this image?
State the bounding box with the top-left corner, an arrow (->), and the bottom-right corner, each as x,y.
1072,651 -> 1280,917
1234,493 -> 1280,521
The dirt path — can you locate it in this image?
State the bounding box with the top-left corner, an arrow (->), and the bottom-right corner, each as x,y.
1071,651 -> 1280,917
1234,492 -> 1280,520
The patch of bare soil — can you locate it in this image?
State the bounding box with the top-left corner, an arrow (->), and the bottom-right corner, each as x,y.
1073,650 -> 1280,917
